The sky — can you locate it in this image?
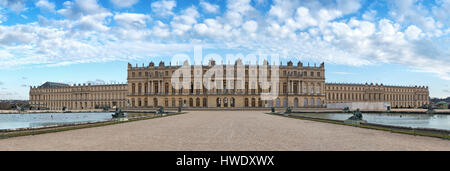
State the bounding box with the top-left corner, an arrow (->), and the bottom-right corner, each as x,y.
0,0 -> 449,100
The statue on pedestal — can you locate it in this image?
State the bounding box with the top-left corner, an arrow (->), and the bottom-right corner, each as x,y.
347,108 -> 363,120
112,108 -> 125,118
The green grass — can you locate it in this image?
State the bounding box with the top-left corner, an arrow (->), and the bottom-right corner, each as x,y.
0,112 -> 186,140
266,112 -> 450,140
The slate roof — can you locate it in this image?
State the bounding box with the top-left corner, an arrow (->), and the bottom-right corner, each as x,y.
38,82 -> 70,88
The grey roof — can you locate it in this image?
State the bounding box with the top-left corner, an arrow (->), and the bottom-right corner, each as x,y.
38,82 -> 70,88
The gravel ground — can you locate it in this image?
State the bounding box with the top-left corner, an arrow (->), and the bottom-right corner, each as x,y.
0,111 -> 449,151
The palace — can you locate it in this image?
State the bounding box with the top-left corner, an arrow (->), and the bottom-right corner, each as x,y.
29,82 -> 127,110
325,83 -> 429,108
29,61 -> 429,110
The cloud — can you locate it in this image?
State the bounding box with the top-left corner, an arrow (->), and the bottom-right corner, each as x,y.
0,0 -> 27,13
111,0 -> 139,8
0,81 -> 3,85
57,0 -> 109,19
86,79 -> 105,85
114,13 -> 150,29
35,0 -> 55,12
170,6 -> 200,36
243,20 -> 258,33
151,0 -> 176,17
200,0 -> 219,13
388,0 -> 446,37
0,7 -> 7,23
0,0 -> 448,83
225,0 -> 256,27
331,72 -> 356,75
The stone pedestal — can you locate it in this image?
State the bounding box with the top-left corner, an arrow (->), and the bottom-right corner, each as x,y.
344,120 -> 367,125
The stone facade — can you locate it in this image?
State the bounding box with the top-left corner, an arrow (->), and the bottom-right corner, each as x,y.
325,83 -> 429,108
29,82 -> 127,110
127,60 -> 325,108
29,61 -> 430,110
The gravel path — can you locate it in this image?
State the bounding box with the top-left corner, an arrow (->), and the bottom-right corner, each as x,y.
0,111 -> 449,151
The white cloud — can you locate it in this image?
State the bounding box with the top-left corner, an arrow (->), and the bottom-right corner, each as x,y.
200,0 -> 219,14
225,0 -> 256,27
405,25 -> 423,40
362,9 -> 377,21
0,7 -> 6,23
151,0 -> 176,17
0,0 -> 448,84
170,6 -> 200,36
114,13 -> 150,29
56,0 -> 112,32
389,0 -> 445,36
111,0 -> 139,8
293,7 -> 317,30
0,0 -> 27,13
35,0 -> 55,12
268,0 -> 299,21
58,0 -> 108,19
242,20 -> 258,33
335,0 -> 361,15
75,12 -> 112,31
152,20 -> 170,38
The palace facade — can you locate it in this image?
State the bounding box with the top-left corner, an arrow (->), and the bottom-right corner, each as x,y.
29,82 -> 127,110
29,61 -> 429,110
325,83 -> 429,108
127,60 -> 325,108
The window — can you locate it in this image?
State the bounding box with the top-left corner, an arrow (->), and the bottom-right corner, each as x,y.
217,98 -> 221,107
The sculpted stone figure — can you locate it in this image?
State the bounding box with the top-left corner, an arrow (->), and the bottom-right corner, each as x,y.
347,108 -> 363,120
112,108 -> 125,118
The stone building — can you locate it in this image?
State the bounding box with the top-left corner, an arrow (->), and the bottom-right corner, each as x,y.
325,83 -> 429,108
29,82 -> 127,110
127,60 -> 326,108
29,61 -> 430,110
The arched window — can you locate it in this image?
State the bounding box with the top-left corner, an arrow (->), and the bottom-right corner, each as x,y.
245,98 -> 249,107
189,98 -> 193,107
217,98 -> 221,107
165,82 -> 169,94
138,83 -> 142,94
230,97 -> 235,107
153,98 -> 158,107
251,98 -> 255,107
224,97 -> 228,107
203,98 -> 207,107
196,98 -> 200,107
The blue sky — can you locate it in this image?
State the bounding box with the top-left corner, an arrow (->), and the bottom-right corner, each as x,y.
0,0 -> 449,100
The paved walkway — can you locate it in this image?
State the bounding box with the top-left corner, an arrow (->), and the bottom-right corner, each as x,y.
0,111 -> 449,151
